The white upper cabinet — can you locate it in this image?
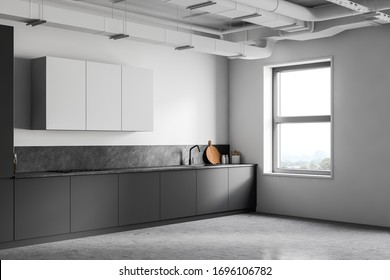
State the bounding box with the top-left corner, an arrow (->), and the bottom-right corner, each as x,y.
86,61 -> 122,131
32,57 -> 153,131
32,57 -> 86,130
122,66 -> 153,131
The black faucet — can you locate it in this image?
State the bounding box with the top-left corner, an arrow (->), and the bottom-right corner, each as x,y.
189,145 -> 200,165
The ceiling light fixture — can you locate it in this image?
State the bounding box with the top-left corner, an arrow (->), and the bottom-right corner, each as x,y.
26,19 -> 47,26
109,33 -> 130,40
186,1 -> 216,11
174,5 -> 194,51
26,0 -> 46,27
174,45 -> 195,51
108,0 -> 130,40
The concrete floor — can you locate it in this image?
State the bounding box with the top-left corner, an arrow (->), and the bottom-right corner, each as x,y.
1,213 -> 390,260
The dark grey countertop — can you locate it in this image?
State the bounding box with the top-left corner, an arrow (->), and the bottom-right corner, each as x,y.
14,164 -> 257,179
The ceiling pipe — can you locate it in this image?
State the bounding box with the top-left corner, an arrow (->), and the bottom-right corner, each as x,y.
222,27 -> 278,43
232,0 -> 390,22
279,21 -> 314,37
269,20 -> 373,41
221,23 -> 263,35
0,0 -> 274,59
43,0 -> 223,36
63,0 -> 390,39
241,39 -> 274,60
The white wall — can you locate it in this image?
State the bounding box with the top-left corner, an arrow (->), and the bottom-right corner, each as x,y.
1,19 -> 228,146
229,24 -> 390,228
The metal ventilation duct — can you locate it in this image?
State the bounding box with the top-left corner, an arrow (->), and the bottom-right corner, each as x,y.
0,0 -> 274,59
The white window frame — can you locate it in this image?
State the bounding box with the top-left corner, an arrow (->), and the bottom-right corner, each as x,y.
263,58 -> 333,178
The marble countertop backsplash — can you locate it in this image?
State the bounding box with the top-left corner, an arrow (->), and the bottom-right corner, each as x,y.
14,145 -> 230,174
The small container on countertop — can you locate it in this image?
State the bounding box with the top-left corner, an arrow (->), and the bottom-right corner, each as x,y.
231,150 -> 241,164
221,154 -> 228,164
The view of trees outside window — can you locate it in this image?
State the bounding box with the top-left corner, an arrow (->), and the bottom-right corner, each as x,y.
279,123 -> 331,171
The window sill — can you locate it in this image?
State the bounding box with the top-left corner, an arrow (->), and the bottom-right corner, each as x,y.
263,172 -> 333,180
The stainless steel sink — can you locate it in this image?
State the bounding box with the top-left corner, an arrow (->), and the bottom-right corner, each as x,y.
179,164 -> 207,168
165,164 -> 206,169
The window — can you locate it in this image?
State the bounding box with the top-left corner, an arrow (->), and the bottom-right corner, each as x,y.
272,61 -> 332,176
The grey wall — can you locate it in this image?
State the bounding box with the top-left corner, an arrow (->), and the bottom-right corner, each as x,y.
1,19 -> 228,147
229,24 -> 390,228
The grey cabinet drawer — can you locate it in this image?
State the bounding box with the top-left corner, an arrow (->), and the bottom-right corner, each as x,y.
161,170 -> 196,220
15,177 -> 70,240
119,172 -> 160,226
228,167 -> 256,210
71,174 -> 118,232
197,169 -> 229,215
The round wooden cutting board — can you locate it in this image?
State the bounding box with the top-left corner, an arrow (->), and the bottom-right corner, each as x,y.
206,140 -> 221,164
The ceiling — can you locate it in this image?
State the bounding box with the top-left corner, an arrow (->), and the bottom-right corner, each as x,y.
46,0 -> 390,36
1,0 -> 390,59
51,0 -> 334,33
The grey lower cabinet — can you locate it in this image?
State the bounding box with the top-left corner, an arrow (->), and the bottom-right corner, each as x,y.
71,174 -> 118,232
119,172 -> 160,226
197,169 -> 229,215
8,165 -> 255,245
15,177 -> 70,240
161,170 -> 196,220
0,179 -> 13,243
228,167 -> 256,210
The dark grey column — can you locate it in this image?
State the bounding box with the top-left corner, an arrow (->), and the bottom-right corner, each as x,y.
0,24 -> 14,178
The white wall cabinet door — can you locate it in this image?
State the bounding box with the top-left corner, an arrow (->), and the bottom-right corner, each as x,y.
34,57 -> 86,130
86,61 -> 122,131
122,66 -> 153,131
